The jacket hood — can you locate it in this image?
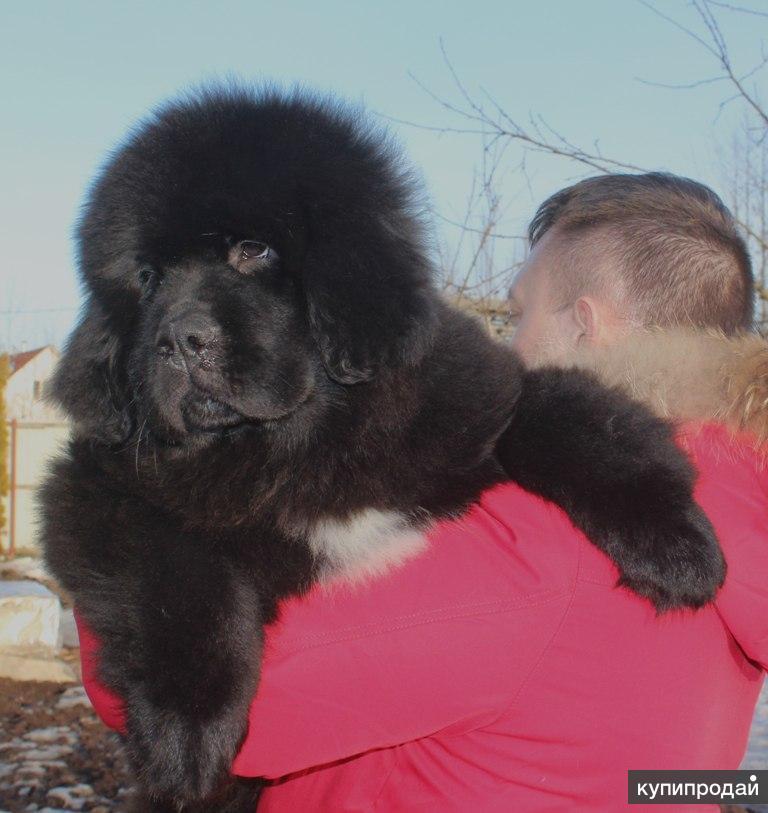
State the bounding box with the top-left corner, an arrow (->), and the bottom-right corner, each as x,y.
567,329 -> 768,448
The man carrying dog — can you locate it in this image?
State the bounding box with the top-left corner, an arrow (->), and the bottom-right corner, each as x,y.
80,173 -> 768,811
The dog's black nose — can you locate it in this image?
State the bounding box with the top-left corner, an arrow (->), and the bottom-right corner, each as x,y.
177,313 -> 219,356
156,312 -> 221,363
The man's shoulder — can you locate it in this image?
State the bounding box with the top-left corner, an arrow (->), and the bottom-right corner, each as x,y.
680,421 -> 768,670
266,481 -> 581,655
679,421 -> 768,534
680,421 -> 767,481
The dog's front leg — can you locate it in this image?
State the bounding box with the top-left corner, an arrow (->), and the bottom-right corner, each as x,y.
496,366 -> 725,612
120,535 -> 265,809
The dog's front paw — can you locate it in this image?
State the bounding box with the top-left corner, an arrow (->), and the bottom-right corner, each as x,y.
126,695 -> 247,806
615,505 -> 725,612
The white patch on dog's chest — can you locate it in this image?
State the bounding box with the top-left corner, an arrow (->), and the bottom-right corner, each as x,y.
306,508 -> 430,582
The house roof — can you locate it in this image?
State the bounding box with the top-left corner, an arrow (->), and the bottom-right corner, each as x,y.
8,346 -> 51,375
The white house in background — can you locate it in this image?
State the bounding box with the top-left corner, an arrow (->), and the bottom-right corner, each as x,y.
2,347 -> 68,554
6,345 -> 63,422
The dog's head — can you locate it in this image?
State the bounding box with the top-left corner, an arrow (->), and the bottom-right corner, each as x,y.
53,87 -> 437,447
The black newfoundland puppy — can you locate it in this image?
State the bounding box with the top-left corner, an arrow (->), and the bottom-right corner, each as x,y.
41,87 -> 724,811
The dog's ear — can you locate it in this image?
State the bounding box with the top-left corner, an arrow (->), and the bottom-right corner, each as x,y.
49,298 -> 132,444
302,222 -> 438,384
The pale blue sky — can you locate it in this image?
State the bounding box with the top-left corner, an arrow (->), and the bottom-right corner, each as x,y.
1,0 -> 764,348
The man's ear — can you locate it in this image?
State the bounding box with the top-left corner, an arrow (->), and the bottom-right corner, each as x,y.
302,225 -> 438,384
573,296 -> 600,347
49,298 -> 132,444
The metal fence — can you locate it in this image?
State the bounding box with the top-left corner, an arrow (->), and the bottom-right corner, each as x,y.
1,420 -> 70,556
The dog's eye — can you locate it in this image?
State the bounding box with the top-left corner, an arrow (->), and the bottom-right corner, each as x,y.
241,241 -> 270,260
137,264 -> 161,293
230,240 -> 277,276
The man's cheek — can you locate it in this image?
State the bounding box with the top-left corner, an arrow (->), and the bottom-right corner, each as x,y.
511,312 -> 548,365
510,318 -> 532,361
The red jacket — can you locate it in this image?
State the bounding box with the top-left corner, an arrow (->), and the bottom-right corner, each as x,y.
79,419 -> 768,812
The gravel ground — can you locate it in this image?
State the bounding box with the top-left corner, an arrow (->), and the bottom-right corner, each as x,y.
0,678 -> 133,812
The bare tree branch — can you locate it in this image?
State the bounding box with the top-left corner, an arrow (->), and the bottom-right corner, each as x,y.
392,1 -> 768,331
640,0 -> 768,129
706,0 -> 768,20
433,212 -> 524,241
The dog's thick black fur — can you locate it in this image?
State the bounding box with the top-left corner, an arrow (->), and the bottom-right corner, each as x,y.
40,87 -> 724,811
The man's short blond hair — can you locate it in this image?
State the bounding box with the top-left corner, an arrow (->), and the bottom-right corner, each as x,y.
529,173 -> 755,334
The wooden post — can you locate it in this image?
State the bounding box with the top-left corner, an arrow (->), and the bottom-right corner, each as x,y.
9,419 -> 17,558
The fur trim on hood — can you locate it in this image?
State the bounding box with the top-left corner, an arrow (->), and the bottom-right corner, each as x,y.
567,330 -> 768,446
